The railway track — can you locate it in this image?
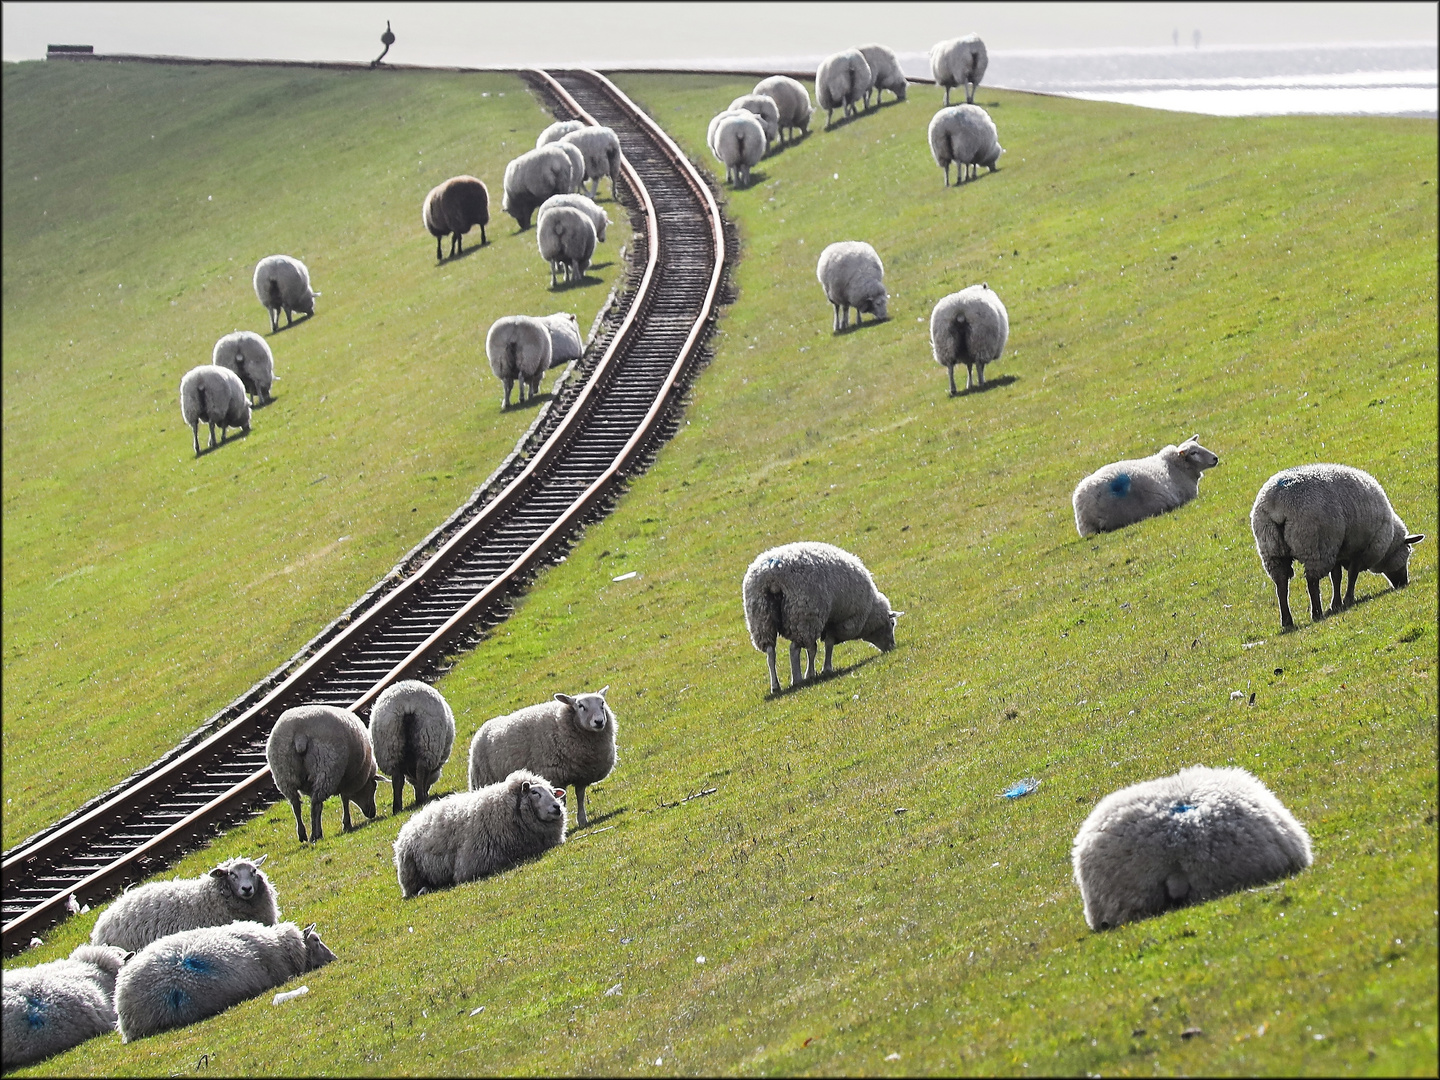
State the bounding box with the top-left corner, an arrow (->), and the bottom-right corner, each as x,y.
2,67 -> 728,956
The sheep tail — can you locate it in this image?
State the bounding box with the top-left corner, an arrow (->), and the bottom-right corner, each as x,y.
267,278 -> 282,309
195,383 -> 209,422
293,733 -> 310,755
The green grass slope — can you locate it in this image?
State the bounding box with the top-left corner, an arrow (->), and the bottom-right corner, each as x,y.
7,72 -> 1435,1076
1,61 -> 630,843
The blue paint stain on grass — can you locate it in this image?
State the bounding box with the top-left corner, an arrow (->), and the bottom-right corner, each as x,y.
1109,472 -> 1132,498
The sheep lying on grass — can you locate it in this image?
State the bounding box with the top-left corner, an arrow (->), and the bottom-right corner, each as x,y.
486,315 -> 553,409
393,770 -> 566,898
928,104 -> 1003,186
1072,766 -> 1312,930
115,921 -> 335,1041
90,856 -> 278,953
1250,463 -> 1424,628
930,283 -> 1009,394
536,203 -> 597,287
539,193 -> 610,242
536,119 -> 586,147
2,945 -> 129,1069
1072,436 -> 1219,537
816,241 -> 888,331
728,93 -> 781,147
423,175 -> 490,260
266,705 -> 378,843
561,125 -> 623,200
369,680 -> 455,815
211,331 -> 274,405
930,34 -> 988,105
743,541 -> 901,695
179,365 -> 250,457
710,110 -> 767,187
252,255 -> 318,333
468,687 -> 617,828
753,75 -> 814,143
859,44 -> 908,106
539,311 -> 583,367
816,48 -> 873,126
502,144 -> 577,230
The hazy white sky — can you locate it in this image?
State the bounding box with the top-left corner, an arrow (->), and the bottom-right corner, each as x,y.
3,2 -> 1436,66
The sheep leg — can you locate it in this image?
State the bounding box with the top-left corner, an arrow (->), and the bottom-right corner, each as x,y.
977,362 -> 987,387
804,641 -> 818,681
310,797 -> 324,843
1305,575 -> 1325,621
965,364 -> 975,392
944,86 -> 951,106
1266,558 -> 1295,628
789,640 -> 804,687
392,775 -> 405,815
943,162 -> 951,188
576,784 -> 589,829
288,793 -> 307,843
1328,566 -> 1344,614
947,365 -> 958,396
502,378 -> 514,410
191,422 -> 202,456
341,795 -> 355,833
765,644 -> 781,695
832,303 -> 841,333
453,233 -> 462,257
436,235 -> 443,261
822,640 -> 835,674
480,223 -> 487,245
207,420 -> 218,448
269,309 -> 280,334
1344,564 -> 1359,607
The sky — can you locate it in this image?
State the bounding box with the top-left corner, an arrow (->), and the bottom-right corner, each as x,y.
4,2 -> 1437,67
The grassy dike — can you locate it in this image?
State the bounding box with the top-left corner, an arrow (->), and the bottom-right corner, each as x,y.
6,69 -> 1435,1076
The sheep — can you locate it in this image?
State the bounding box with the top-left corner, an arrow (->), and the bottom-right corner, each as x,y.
467,688 -> 617,828
858,44 -> 908,107
114,920 -> 335,1042
422,175 -> 490,260
742,541 -> 901,695
928,104 -> 1004,187
1250,464 -> 1424,629
369,680 -> 455,815
536,203 -> 597,288
539,192 -> 610,242
501,144 -> 577,230
2,945 -> 129,1069
753,75 -> 814,143
554,140 -> 588,193
1071,436 -> 1220,538
210,331 -> 275,405
90,856 -> 279,953
536,118 -> 586,148
816,48 -> 873,127
485,314 -> 553,409
727,93 -> 781,147
252,255 -> 318,333
930,33 -> 988,105
710,110 -> 767,187
265,705 -> 379,843
1072,766 -> 1313,931
930,283 -> 1009,395
539,311 -> 583,368
561,125 -> 623,200
179,365 -> 251,457
816,241 -> 888,332
393,769 -> 567,898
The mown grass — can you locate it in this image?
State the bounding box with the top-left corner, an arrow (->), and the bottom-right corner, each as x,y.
6,70 -> 1436,1076
1,60 -> 630,843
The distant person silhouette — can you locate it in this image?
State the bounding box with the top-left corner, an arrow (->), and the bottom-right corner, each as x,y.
373,20 -> 395,67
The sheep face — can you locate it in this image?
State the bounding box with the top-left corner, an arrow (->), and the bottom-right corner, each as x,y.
302,924 -> 337,970
355,773 -> 379,820
1380,533 -> 1425,587
864,609 -> 901,652
1176,437 -> 1219,471
211,855 -> 267,901
521,780 -> 566,823
857,288 -> 888,321
294,293 -> 317,317
557,687 -> 613,733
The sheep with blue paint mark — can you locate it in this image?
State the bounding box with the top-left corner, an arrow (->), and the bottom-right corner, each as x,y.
90,856 -> 279,953
114,921 -> 335,1041
2,945 -> 129,1069
1071,436 -> 1219,537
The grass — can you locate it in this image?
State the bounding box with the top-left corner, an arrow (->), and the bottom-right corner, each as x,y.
5,68 -> 1436,1076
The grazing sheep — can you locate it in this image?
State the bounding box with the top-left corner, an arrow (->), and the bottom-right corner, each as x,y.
422,175 -> 490,260
211,331 -> 275,405
536,118 -> 586,147
816,48 -> 873,126
468,688 -> 617,828
369,680 -> 455,815
1250,464 -> 1424,628
266,705 -> 379,843
2,945 -> 129,1069
930,34 -> 988,105
393,770 -> 567,898
928,104 -> 1003,186
502,144 -> 577,230
710,110 -> 767,187
816,241 -> 888,332
728,93 -> 781,147
114,921 -> 335,1042
537,203 -> 597,288
561,125 -> 623,200
554,140 -> 588,193
753,74 -> 814,143
539,192 -> 610,242
179,365 -> 251,457
252,255 -> 318,333
539,311 -> 583,368
742,541 -> 901,695
1071,436 -> 1220,537
1072,766 -> 1312,930
858,44 -> 908,107
930,283 -> 1009,395
486,315 -> 553,409
90,856 -> 279,953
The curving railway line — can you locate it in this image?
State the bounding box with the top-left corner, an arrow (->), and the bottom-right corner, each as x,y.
2,68 -> 728,956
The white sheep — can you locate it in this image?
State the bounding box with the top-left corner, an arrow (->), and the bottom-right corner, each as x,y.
1250,464 -> 1424,628
930,283 -> 1009,395
1071,436 -> 1220,537
266,705 -> 379,843
539,192 -> 610,242
393,769 -> 567,898
539,311 -> 583,368
211,331 -> 275,405
422,175 -> 490,260
252,254 -> 318,334
114,920 -> 335,1042
554,140 -> 588,193
90,856 -> 279,953
536,118 -> 586,148
742,541 -> 901,695
710,110 -> 767,187
2,945 -> 129,1069
501,144 -> 577,230
486,315 -> 553,409
727,93 -> 781,147
816,48 -> 873,127
369,680 -> 455,815
561,125 -> 623,200
179,365 -> 251,457
928,104 -> 1003,187
536,203 -> 597,288
858,44 -> 908,107
468,688 -> 617,828
930,34 -> 988,105
753,75 -> 814,143
1072,766 -> 1313,930
816,241 -> 888,332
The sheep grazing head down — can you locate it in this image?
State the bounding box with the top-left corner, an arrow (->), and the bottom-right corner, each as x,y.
557,687 -> 614,733
1380,532 -> 1425,588
518,779 -> 566,822
210,855 -> 268,901
857,287 -> 888,321
354,772 -> 379,821
863,605 -> 904,653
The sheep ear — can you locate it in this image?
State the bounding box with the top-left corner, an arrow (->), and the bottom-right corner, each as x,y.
252,854 -> 267,868
1406,533 -> 1425,545
122,951 -> 136,964
303,923 -> 317,935
555,693 -> 576,707
210,867 -> 228,879
554,788 -> 566,800
891,610 -> 905,618
597,685 -> 610,697
521,780 -> 533,794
